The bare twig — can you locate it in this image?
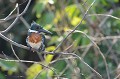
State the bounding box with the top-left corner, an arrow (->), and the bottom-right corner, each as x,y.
43,51 -> 103,78
87,12 -> 120,21
33,67 -> 59,79
50,57 -> 77,64
9,34 -> 21,60
61,52 -> 103,79
92,35 -> 120,41
0,33 -> 29,50
20,17 -> 30,29
0,51 -> 102,79
2,51 -> 8,60
0,57 -> 39,64
0,4 -> 18,22
81,43 -> 93,58
71,30 -> 110,79
98,10 -> 113,28
11,43 -> 20,60
0,0 -> 31,33
53,0 -> 96,52
114,74 -> 120,79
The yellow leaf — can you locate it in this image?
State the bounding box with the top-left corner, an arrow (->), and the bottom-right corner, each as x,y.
36,13 -> 41,18
8,70 -> 13,75
64,27 -> 70,32
45,54 -> 54,64
71,17 -> 85,26
44,24 -> 52,30
46,46 -> 55,51
54,11 -> 61,23
26,64 -> 42,79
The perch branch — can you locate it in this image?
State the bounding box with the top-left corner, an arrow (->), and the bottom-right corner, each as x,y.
0,0 -> 31,33
0,4 -> 18,22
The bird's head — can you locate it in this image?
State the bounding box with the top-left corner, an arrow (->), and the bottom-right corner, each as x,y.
28,21 -> 52,34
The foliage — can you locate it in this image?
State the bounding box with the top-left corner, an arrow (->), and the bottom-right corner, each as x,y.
0,0 -> 120,79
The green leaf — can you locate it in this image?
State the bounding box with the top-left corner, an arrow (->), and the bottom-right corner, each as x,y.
46,46 -> 56,52
65,4 -> 80,19
43,12 -> 54,24
33,2 -> 45,18
0,60 -> 18,75
71,16 -> 86,26
26,64 -> 42,79
45,54 -> 54,64
81,37 -> 90,45
26,63 -> 54,79
0,72 -> 5,79
53,60 -> 66,72
36,69 -> 53,79
48,36 -> 59,45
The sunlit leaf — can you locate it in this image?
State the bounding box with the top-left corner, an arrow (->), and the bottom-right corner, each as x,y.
71,16 -> 86,26
45,54 -> 54,64
64,26 -> 70,32
26,63 -> 54,79
46,46 -> 55,51
35,69 -> 54,79
54,11 -> 61,24
65,5 -> 80,19
114,0 -> 119,2
26,64 -> 42,79
44,24 -> 53,30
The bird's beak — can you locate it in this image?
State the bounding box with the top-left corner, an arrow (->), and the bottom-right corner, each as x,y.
38,29 -> 52,34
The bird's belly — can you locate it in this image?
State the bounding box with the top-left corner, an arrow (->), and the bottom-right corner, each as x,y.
29,41 -> 42,49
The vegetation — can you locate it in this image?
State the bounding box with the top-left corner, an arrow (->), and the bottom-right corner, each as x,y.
0,0 -> 120,79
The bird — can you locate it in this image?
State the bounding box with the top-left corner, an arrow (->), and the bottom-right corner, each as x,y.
26,21 -> 52,52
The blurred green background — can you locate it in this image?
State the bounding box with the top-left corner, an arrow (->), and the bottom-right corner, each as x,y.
0,0 -> 120,79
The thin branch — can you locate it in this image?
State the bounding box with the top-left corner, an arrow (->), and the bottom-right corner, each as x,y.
71,30 -> 110,79
0,51 -> 102,79
0,14 -> 17,23
0,4 -> 18,22
0,57 -> 39,64
53,0 -> 96,52
87,13 -> 120,21
64,40 -> 76,51
11,43 -> 20,60
43,51 -> 103,78
2,51 -> 8,60
61,52 -> 103,79
0,0 -> 31,33
20,17 -> 30,29
92,35 -> 120,41
96,10 -> 113,29
33,67 -> 59,79
114,74 -> 120,79
0,33 -> 29,50
9,34 -> 21,60
81,43 -> 93,58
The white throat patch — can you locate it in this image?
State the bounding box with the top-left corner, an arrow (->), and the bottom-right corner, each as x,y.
28,29 -> 38,33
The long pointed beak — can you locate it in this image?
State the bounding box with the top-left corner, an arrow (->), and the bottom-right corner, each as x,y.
38,29 -> 52,34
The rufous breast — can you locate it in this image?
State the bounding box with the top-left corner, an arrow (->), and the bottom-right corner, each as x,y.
28,33 -> 42,43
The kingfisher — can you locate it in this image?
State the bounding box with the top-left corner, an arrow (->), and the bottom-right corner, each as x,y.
26,21 -> 52,52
